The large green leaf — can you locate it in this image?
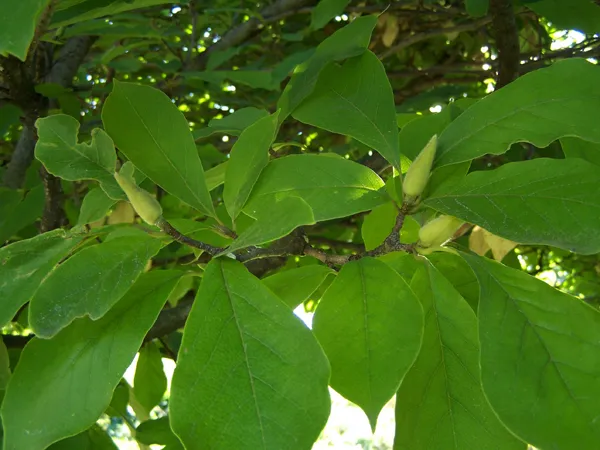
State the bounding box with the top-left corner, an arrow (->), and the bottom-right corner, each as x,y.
244,154 -> 386,222
224,112 -> 279,222
102,81 -> 216,217
526,0 -> 600,34
561,137 -> 600,166
462,253 -> 600,449
313,257 -> 423,429
170,259 -> 331,449
293,51 -> 400,170
262,265 -> 335,309
29,235 -> 162,338
1,270 -> 181,450
394,261 -> 522,450
425,158 -> 600,254
35,115 -> 123,200
427,252 -> 479,312
0,229 -> 83,328
436,59 -> 600,168
133,342 -> 167,416
278,15 -> 377,120
0,0 -> 50,60
222,195 -> 315,255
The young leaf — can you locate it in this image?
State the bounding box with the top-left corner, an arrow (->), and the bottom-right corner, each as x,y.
313,257 -> 423,429
278,15 -> 377,120
0,229 -> 83,328
262,265 -> 335,309
47,425 -> 118,449
136,417 -> 183,448
436,59 -> 600,168
133,342 -> 167,416
205,161 -> 228,191
170,259 -> 331,450
1,270 -> 182,450
394,261 -> 522,449
0,0 -> 51,60
462,253 -> 600,449
29,235 -> 162,338
361,202 -> 396,251
102,81 -> 216,217
224,112 -> 279,222
425,158 -> 600,254
77,187 -> 117,225
35,115 -> 123,200
244,154 -> 386,222
221,195 -> 315,255
293,51 -> 400,170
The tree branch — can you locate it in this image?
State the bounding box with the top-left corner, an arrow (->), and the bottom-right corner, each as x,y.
489,0 -> 520,88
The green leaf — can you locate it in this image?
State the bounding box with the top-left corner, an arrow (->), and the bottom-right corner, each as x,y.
136,417 -> 183,448
133,342 -> 167,415
394,261 -> 522,449
313,257 -> 423,429
102,81 -> 216,217
205,162 -> 228,191
29,235 -> 162,338
398,110 -> 452,162
425,158 -> 600,254
293,51 -> 400,170
378,252 -> 421,282
0,185 -> 45,243
35,115 -> 123,200
193,107 -> 269,140
1,270 -> 182,450
50,0 -> 170,28
0,104 -> 22,136
221,195 -> 315,254
77,187 -> 117,225
170,259 -> 331,449
0,229 -> 83,328
525,0 -> 600,34
0,336 -> 10,398
436,59 -> 600,168
461,252 -> 600,449
561,137 -> 600,166
0,0 -> 50,60
311,0 -> 351,30
244,154 -> 386,222
262,265 -> 335,309
278,15 -> 377,120
48,425 -> 118,450
465,0 -> 489,16
427,252 -> 479,311
185,70 -> 276,91
224,112 -> 279,222
361,202 -> 396,251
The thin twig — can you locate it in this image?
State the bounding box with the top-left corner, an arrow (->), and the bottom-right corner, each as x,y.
157,218 -> 224,255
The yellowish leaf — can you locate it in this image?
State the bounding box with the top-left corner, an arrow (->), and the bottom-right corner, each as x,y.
469,226 -> 490,256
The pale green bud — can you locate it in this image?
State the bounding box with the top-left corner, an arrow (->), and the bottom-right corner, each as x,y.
418,214 -> 463,248
402,134 -> 437,201
114,162 -> 163,226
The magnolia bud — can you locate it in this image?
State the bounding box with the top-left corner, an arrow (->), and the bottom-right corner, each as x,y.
114,162 -> 163,226
418,214 -> 463,248
402,134 -> 437,201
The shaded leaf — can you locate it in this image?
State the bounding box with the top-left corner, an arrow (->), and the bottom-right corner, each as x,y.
133,342 -> 167,416
465,0 -> 489,16
311,0 -> 351,30
77,187 -> 117,226
35,115 -> 123,200
436,59 -> 600,167
525,0 -> 600,34
0,229 -> 83,328
102,81 -> 215,217
262,265 -> 335,309
425,158 -> 600,254
0,0 -> 50,60
313,257 -> 423,429
29,235 -> 162,338
0,185 -> 45,243
193,107 -> 269,140
294,51 -> 400,170
462,252 -> 600,449
1,271 -> 182,450
361,202 -> 396,251
48,425 -> 118,450
136,417 -> 183,448
205,162 -> 228,191
561,137 -> 600,166
170,259 -> 331,450
394,261 -> 522,449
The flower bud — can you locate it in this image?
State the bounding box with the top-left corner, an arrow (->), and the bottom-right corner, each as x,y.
114,162 -> 163,226
402,134 -> 437,201
418,214 -> 463,248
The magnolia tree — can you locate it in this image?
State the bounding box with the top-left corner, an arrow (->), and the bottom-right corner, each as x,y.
1,0 -> 600,449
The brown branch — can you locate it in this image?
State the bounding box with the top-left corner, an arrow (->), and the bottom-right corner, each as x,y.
489,0 -> 520,88
157,218 -> 224,255
39,166 -> 66,232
